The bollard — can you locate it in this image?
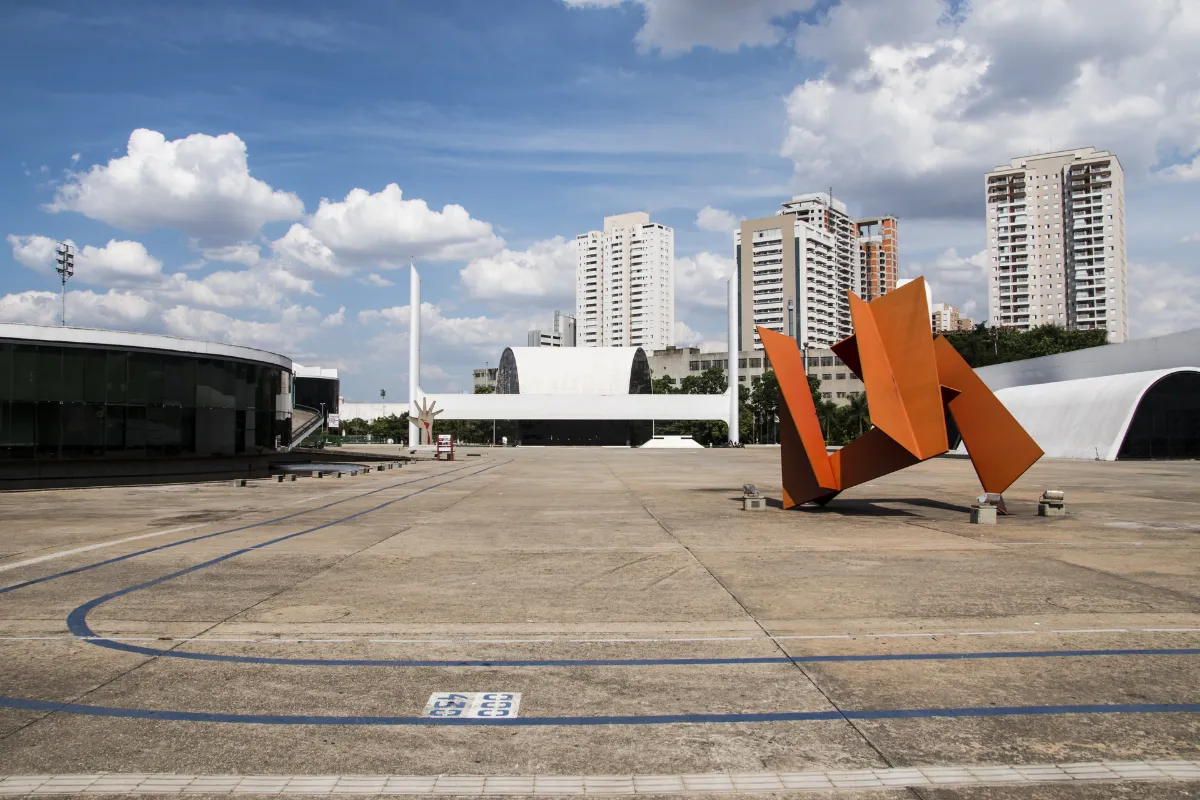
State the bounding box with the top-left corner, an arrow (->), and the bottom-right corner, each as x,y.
376,465 -> 385,472
288,474 -> 297,482
312,471 -> 323,478
743,496 -> 766,511
970,504 -> 997,525
336,471 -> 344,478
275,474 -> 285,483
1038,489 -> 1066,517
232,479 -> 247,487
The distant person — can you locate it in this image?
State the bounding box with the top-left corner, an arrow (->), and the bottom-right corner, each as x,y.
501,436 -> 508,447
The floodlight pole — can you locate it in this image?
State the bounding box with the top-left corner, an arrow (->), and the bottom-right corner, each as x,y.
55,243 -> 75,326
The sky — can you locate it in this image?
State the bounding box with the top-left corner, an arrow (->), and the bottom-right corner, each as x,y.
2,0 -> 1198,401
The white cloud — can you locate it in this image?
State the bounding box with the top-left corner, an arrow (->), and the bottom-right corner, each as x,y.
270,223 -> 349,278
199,242 -> 262,266
1181,233 -> 1200,244
161,304 -> 323,353
695,205 -> 739,233
363,273 -> 395,287
322,306 -> 346,328
459,236 -> 575,301
905,247 -> 987,319
1160,154 -> 1200,182
69,153 -> 80,163
1128,260 -> 1200,338
358,301 -> 533,348
0,289 -> 156,329
674,319 -> 727,353
160,266 -> 314,310
564,0 -> 816,55
288,183 -> 503,270
48,129 -> 303,238
8,234 -> 163,286
676,251 -> 735,310
779,0 -> 1200,218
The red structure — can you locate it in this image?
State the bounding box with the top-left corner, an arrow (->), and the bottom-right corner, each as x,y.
757,278 -> 1043,509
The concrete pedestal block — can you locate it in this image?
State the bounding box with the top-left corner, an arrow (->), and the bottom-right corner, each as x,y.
288,474 -> 297,482
312,471 -> 323,478
743,496 -> 766,511
1038,501 -> 1066,517
335,472 -> 343,478
274,475 -> 285,483
970,504 -> 997,525
232,479 -> 247,487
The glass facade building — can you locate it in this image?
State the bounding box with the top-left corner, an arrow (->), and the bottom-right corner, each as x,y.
0,332 -> 293,461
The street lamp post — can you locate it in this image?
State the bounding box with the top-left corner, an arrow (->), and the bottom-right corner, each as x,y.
55,243 -> 74,326
319,402 -> 326,436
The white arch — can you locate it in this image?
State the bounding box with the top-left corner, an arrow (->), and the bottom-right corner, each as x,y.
979,368 -> 1200,461
500,346 -> 645,395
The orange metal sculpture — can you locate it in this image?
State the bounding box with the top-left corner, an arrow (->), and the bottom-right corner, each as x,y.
757,278 -> 1042,509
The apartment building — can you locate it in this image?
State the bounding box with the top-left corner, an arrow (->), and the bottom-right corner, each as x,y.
527,310 -> 576,348
931,302 -> 973,334
736,194 -> 895,351
986,147 -> 1127,342
575,212 -> 674,350
856,215 -> 898,302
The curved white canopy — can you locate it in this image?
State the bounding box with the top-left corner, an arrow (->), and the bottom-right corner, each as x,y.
501,346 -> 645,395
963,368 -> 1200,461
0,322 -> 292,370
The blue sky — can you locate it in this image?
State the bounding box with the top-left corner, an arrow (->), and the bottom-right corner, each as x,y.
3,0 -> 1198,400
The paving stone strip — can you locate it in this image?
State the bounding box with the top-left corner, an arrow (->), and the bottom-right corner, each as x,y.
1,760 -> 1197,795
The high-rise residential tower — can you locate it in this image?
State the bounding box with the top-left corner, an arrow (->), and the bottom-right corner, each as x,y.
985,147 -> 1127,342
736,194 -> 897,351
856,215 -> 898,301
575,212 -> 675,350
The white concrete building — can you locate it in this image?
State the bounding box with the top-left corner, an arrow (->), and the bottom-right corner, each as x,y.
527,310 -> 576,347
963,327 -> 1200,460
986,147 -> 1127,342
576,212 -> 674,350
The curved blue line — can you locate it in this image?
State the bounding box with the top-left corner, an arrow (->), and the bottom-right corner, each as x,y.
0,695 -> 1196,726
0,461 -> 486,596
55,641 -> 1200,669
67,463 -> 510,653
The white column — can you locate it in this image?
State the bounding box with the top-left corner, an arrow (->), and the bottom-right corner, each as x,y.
727,274 -> 739,445
408,265 -> 421,448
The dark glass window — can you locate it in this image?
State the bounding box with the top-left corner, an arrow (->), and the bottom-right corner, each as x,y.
37,347 -> 62,401
106,352 -> 128,403
62,349 -> 86,402
0,344 -> 12,401
12,346 -> 37,402
84,350 -> 106,403
0,340 -> 290,461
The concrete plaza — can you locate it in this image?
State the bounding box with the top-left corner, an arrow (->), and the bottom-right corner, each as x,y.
0,448 -> 1197,796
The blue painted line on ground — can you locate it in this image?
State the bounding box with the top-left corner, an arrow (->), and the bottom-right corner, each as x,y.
67,462 -> 511,657
48,645 -> 1200,669
0,461 -> 486,596
1,695 -> 1196,726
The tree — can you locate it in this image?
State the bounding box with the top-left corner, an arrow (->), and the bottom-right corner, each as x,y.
748,370 -> 781,444
943,323 -> 1106,368
340,418 -> 369,436
367,413 -> 408,443
844,391 -> 870,438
